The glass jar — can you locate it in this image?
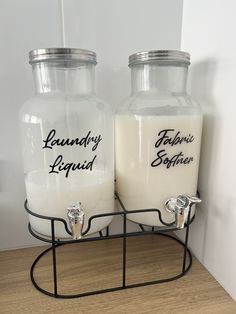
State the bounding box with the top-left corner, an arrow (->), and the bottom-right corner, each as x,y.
20,48 -> 114,238
115,50 -> 202,226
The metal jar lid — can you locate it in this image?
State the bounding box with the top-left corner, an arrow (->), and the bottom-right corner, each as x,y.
128,50 -> 190,67
29,48 -> 97,64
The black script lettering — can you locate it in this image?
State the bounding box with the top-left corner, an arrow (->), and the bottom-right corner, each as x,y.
151,149 -> 194,169
172,131 -> 195,146
155,129 -> 195,148
48,154 -> 63,174
151,149 -> 167,167
49,155 -> 97,178
155,129 -> 174,148
42,129 -> 56,149
42,129 -> 102,151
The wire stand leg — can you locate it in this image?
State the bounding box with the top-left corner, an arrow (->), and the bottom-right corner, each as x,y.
182,210 -> 191,273
51,220 -> 58,297
122,213 -> 127,288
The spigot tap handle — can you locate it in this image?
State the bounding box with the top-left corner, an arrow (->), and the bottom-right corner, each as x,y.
67,202 -> 84,239
165,194 -> 201,229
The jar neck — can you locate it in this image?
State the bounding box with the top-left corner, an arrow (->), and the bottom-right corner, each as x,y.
32,61 -> 95,95
131,63 -> 188,95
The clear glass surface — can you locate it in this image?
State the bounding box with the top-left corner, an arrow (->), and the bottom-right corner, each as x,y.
20,60 -> 114,238
115,62 -> 202,226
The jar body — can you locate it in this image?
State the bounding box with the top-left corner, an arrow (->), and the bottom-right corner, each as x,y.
115,62 -> 202,226
20,59 -> 114,238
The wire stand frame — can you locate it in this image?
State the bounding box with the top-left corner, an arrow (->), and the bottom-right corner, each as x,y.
24,193 -> 195,299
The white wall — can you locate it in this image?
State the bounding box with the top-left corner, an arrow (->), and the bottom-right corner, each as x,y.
181,0 -> 236,301
0,0 -> 62,250
62,0 -> 183,107
0,0 -> 183,250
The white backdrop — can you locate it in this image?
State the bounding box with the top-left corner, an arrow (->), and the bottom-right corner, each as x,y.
0,0 -> 62,250
0,0 -> 183,250
62,0 -> 183,107
181,0 -> 236,301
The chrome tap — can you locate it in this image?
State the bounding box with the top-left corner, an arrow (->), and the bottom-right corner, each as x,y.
67,202 -> 84,239
165,194 -> 201,229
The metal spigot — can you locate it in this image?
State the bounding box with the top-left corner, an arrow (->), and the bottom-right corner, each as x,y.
165,194 -> 201,229
67,202 -> 84,239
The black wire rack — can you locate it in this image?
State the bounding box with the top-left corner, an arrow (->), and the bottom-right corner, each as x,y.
24,193 -> 195,299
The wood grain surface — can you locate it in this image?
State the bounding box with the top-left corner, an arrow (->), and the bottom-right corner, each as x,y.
0,234 -> 235,314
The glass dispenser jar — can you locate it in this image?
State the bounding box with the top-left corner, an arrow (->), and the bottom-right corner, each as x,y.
115,50 -> 202,226
20,48 -> 114,238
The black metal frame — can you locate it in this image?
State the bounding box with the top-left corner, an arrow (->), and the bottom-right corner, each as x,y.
24,193 -> 194,299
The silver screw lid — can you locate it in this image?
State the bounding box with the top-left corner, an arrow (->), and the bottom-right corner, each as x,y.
128,50 -> 190,67
29,48 -> 97,65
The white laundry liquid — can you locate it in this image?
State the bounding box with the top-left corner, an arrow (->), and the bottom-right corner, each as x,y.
115,114 -> 202,226
26,169 -> 114,238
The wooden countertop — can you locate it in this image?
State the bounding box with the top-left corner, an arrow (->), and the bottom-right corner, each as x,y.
0,234 -> 235,314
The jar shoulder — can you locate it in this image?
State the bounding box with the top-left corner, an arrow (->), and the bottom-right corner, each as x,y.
116,92 -> 202,116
